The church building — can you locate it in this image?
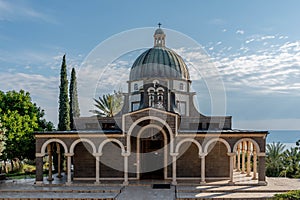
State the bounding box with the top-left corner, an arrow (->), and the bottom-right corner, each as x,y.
35,27 -> 268,186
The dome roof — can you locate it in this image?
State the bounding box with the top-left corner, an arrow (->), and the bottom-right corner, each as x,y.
154,28 -> 164,35
129,46 -> 190,81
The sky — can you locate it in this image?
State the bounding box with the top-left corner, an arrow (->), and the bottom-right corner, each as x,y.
0,0 -> 300,132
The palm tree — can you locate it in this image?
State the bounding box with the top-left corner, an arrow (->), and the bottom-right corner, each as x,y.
280,147 -> 300,178
266,142 -> 286,177
90,91 -> 123,117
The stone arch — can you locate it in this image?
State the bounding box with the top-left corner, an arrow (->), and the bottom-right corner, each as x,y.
69,138 -> 97,154
203,138 -> 231,153
137,124 -> 168,141
232,138 -> 261,153
40,139 -> 68,154
98,138 -> 125,154
175,138 -> 202,155
127,116 -> 174,152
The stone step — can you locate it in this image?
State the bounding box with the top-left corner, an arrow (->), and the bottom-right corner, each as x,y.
176,189 -> 290,193
176,192 -> 275,200
0,192 -> 118,199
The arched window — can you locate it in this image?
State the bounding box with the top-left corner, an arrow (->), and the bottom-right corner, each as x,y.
134,83 -> 138,91
148,88 -> 155,107
157,89 -> 164,108
179,83 -> 184,91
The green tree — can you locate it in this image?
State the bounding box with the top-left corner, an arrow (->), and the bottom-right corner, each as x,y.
0,90 -> 53,162
0,119 -> 6,157
69,68 -> 80,130
280,147 -> 300,178
58,54 -> 70,131
266,142 -> 285,177
90,91 -> 123,117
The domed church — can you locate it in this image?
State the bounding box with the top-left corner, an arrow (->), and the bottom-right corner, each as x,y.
35,27 -> 268,186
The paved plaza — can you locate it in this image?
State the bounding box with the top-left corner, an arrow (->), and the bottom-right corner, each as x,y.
0,176 -> 299,199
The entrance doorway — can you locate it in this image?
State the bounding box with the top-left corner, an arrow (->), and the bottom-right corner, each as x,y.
140,130 -> 164,179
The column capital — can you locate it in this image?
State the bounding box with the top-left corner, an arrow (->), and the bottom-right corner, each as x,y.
65,153 -> 74,157
93,153 -> 103,157
36,153 -> 45,157
199,153 -> 207,157
257,152 -> 266,157
170,152 -> 179,157
121,152 -> 130,157
227,152 -> 236,157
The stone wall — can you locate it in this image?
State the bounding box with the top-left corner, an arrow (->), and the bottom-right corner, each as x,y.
100,142 -> 124,178
177,143 -> 201,177
205,141 -> 229,177
73,142 -> 95,178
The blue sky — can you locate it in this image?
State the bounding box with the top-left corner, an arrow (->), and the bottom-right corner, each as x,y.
0,0 -> 300,131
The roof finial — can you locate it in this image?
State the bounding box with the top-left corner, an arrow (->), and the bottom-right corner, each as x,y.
158,22 -> 162,28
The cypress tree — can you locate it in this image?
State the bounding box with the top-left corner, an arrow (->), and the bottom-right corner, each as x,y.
58,54 -> 70,131
69,68 -> 80,130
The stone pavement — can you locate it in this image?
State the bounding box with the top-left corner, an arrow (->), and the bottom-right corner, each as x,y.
176,177 -> 300,199
0,177 -> 299,199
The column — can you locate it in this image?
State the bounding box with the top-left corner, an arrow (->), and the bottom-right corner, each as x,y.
228,152 -> 235,185
56,143 -> 62,178
237,144 -> 241,172
35,153 -> 45,185
241,141 -> 246,174
93,153 -> 102,184
233,154 -> 236,170
47,144 -> 53,181
122,152 -> 130,185
170,153 -> 178,185
258,153 -> 267,185
246,141 -> 252,177
200,153 -> 207,184
65,153 -> 74,185
252,147 -> 257,180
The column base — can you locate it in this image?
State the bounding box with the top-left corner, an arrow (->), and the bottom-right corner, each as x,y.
35,181 -> 43,185
200,181 -> 206,185
66,181 -> 72,186
171,181 -> 177,185
246,174 -> 251,177
47,177 -> 54,181
57,174 -> 63,178
228,181 -> 235,185
252,177 -> 257,180
241,171 -> 245,174
94,181 -> 101,185
123,181 -> 129,186
258,181 -> 267,186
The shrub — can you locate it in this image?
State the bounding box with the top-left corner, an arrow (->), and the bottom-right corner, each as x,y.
273,190 -> 300,200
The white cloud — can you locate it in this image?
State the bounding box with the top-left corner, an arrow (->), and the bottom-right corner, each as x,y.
0,72 -> 59,125
0,0 -> 56,23
77,59 -> 131,117
261,35 -> 275,40
236,30 -> 245,35
245,39 -> 254,44
174,36 -> 300,96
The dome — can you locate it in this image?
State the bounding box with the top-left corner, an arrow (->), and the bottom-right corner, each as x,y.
129,47 -> 190,81
154,28 -> 164,35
